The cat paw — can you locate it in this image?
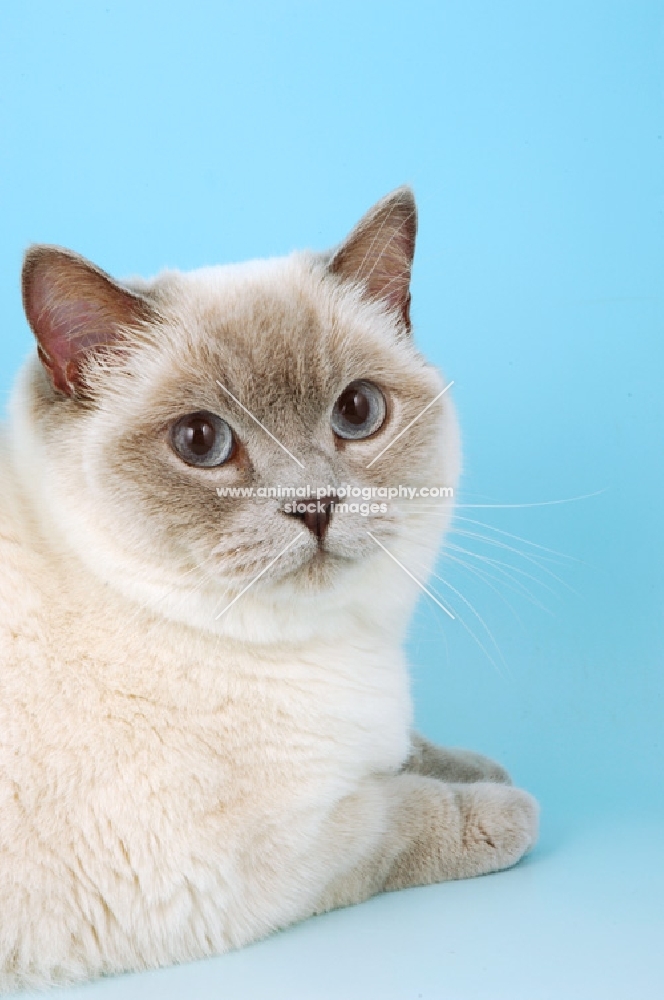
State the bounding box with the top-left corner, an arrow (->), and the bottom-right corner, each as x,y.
449,749 -> 512,785
406,735 -> 512,785
455,782 -> 539,877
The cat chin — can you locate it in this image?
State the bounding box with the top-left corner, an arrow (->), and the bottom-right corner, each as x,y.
278,546 -> 355,590
132,529 -> 426,644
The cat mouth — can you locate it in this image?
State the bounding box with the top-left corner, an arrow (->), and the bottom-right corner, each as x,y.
214,524 -> 372,594
299,540 -> 343,568
295,531 -> 372,580
295,546 -> 347,587
275,534 -> 354,587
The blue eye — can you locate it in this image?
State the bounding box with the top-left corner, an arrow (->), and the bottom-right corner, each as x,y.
331,381 -> 386,440
171,411 -> 234,467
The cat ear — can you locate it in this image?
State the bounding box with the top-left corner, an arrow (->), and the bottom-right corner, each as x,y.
329,186 -> 417,330
21,245 -> 156,398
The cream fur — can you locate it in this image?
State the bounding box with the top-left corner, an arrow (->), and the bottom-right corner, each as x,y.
0,191 -> 538,991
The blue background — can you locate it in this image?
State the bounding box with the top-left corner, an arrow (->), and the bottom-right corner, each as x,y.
1,2 -> 662,997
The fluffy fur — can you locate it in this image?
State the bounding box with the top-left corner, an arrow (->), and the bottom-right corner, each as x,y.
0,189 -> 538,991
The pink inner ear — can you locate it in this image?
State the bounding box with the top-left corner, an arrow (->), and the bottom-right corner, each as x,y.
22,247 -> 153,398
42,298 -> 117,352
42,301 -> 118,394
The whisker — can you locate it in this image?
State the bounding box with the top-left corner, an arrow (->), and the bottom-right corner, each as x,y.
394,489 -> 605,512
447,489 -> 606,509
403,506 -> 573,563
442,551 -> 525,624
446,547 -> 555,615
399,504 -> 574,583
449,528 -> 578,594
452,514 -> 578,562
408,553 -> 509,678
449,525 -> 560,566
445,543 -> 558,609
406,581 -> 452,668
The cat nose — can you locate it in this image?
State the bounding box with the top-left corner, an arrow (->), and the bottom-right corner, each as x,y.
284,495 -> 335,539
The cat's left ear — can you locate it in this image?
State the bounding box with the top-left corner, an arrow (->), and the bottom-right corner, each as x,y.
329,186 -> 417,331
21,245 -> 156,398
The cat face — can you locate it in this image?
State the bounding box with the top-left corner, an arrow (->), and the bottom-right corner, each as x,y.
15,189 -> 459,638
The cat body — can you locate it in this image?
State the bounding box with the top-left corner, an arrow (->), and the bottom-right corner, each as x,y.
0,190 -> 537,990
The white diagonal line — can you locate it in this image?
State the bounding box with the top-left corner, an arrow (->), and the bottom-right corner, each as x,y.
215,532 -> 305,620
216,380 -> 305,468
366,380 -> 454,469
366,531 -> 455,620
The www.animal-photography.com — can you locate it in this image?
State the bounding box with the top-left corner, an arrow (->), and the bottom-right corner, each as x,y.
0,4 -> 661,999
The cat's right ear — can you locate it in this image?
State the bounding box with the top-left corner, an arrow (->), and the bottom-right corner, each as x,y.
21,245 -> 156,398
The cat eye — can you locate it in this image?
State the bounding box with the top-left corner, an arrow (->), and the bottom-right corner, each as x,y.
170,411 -> 234,467
330,380 -> 386,440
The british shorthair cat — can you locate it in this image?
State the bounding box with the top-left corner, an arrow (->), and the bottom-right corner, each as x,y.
0,188 -> 538,991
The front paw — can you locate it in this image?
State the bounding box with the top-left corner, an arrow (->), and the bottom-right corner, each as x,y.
455,783 -> 540,877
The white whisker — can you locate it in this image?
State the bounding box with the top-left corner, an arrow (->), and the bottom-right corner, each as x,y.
442,551 -> 525,624
448,490 -> 606,509
406,552 -> 509,677
445,546 -> 555,615
410,563 -> 509,680
453,514 -> 578,562
445,542 -> 558,608
449,528 -> 578,594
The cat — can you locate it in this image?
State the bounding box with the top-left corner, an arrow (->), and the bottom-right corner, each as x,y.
0,187 -> 538,991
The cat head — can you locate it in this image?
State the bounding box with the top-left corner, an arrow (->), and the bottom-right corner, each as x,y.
13,188 -> 460,642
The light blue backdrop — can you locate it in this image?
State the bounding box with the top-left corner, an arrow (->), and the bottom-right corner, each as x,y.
1,3 -> 662,998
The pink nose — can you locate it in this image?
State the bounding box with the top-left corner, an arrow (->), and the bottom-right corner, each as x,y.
285,495 -> 335,539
